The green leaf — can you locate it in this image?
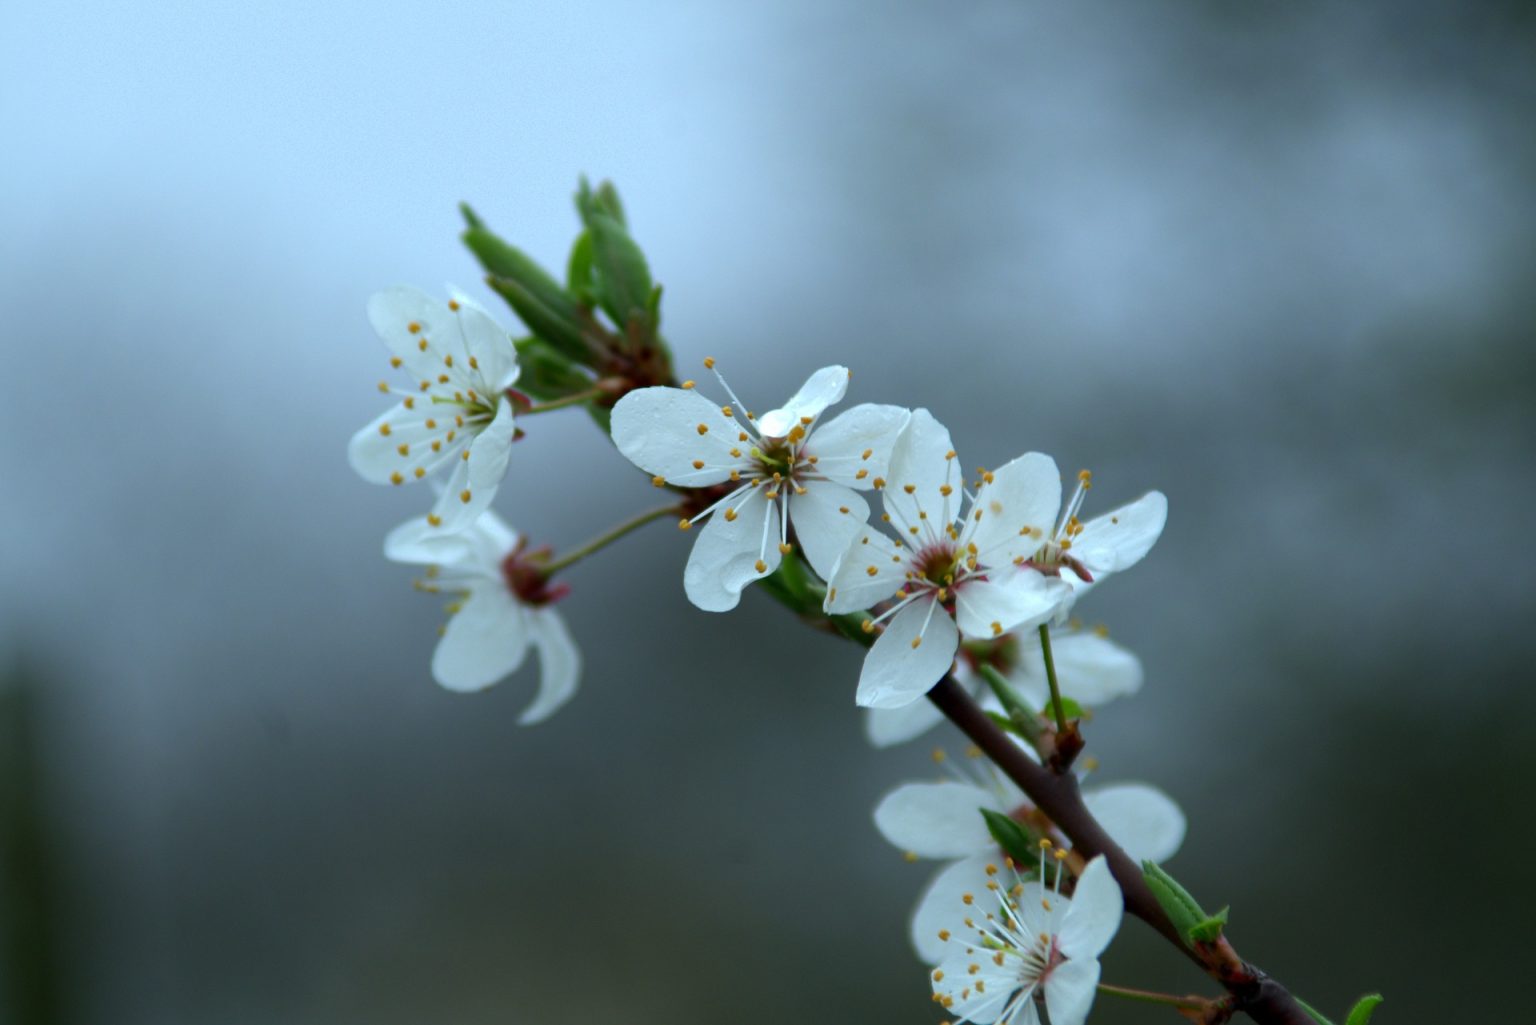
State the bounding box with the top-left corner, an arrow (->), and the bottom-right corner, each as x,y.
1042,696 -> 1085,720
512,338 -> 592,400
461,225 -> 589,363
594,179 -> 627,226
576,179 -> 656,341
980,809 -> 1037,866
458,201 -> 485,230
1141,861 -> 1207,946
1187,906 -> 1229,943
1344,994 -> 1384,1025
566,230 -> 596,305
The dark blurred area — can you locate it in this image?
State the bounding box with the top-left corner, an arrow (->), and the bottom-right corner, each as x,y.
2,0 -> 1533,1022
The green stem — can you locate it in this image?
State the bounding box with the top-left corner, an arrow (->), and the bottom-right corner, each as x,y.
525,387 -> 606,414
1037,623 -> 1069,733
541,504 -> 680,574
977,664 -> 1042,746
1096,982 -> 1209,1011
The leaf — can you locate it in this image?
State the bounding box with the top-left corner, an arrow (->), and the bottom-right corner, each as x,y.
1042,696 -> 1085,720
576,179 -> 656,341
1344,994 -> 1384,1025
1187,906 -> 1229,943
1295,998 -> 1336,1025
458,201 -> 485,230
980,809 -> 1037,866
461,225 -> 589,363
566,230 -> 596,305
1141,861 -> 1207,946
512,338 -> 592,400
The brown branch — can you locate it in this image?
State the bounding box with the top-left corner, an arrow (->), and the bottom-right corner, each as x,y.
927,675 -> 1314,1025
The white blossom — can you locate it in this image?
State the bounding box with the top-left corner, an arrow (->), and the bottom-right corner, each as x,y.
385,509 -> 579,724
930,852 -> 1122,1025
823,410 -> 1069,709
349,287 -> 521,535
610,361 -> 909,611
874,745 -> 1183,965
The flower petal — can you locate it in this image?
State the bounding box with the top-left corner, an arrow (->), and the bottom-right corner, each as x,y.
1072,490 -> 1167,578
965,452 -> 1061,566
910,853 -> 997,964
520,608 -> 581,724
1016,628 -> 1142,706
864,700 -> 946,748
803,403 -> 910,488
756,365 -> 849,437
1055,855 -> 1123,961
932,947 -> 1020,1025
610,386 -> 753,484
873,781 -> 997,858
1043,956 -> 1101,1025
788,481 -> 868,582
882,409 -> 962,546
1082,783 -> 1186,863
682,486 -> 781,612
427,400 -> 516,534
431,585 -> 530,692
822,527 -> 906,614
368,286 -> 462,383
446,287 -> 520,392
953,570 -> 1070,641
856,597 -> 959,708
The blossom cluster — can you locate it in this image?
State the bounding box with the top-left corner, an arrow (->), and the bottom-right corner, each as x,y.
350,268 -> 1175,1025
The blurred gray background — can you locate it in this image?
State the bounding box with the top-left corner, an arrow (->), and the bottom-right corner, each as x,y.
2,1 -> 1533,1022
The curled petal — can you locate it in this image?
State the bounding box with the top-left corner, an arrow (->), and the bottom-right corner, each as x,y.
431,586 -> 530,692
520,609 -> 581,725
757,365 -> 849,437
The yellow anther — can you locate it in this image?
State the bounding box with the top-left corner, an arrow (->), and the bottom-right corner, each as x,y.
681,379 -> 696,389
446,431 -> 456,442
964,745 -> 982,759
778,543 -> 793,555
936,587 -> 948,601
728,447 -> 741,458
696,423 -> 708,435
808,455 -> 819,464
427,514 -> 442,527
985,864 -> 998,876
723,508 -> 738,523
408,321 -> 421,334
397,443 -> 410,456
932,970 -> 945,982
703,356 -> 716,368
866,566 -> 878,577
945,450 -> 956,460
455,415 -> 464,427
911,636 -> 922,649
678,518 -> 692,531
652,475 -> 666,487
468,356 -> 478,370
447,299 -> 460,311
904,850 -> 919,863
430,441 -> 442,452
437,374 -> 449,384
390,356 -> 402,368
855,468 -> 868,480
1054,849 -> 1068,861
378,380 -> 389,393
990,621 -> 1002,636
931,747 -> 946,763
754,559 -> 767,573
903,483 -> 916,494
993,950 -> 1005,966
419,380 -> 430,391
937,929 -> 951,942
1039,838 -> 1053,849
983,471 -> 994,484
738,431 -> 749,442
403,397 -> 415,409
418,338 -> 429,352
967,964 -> 979,975
729,469 -> 741,482
764,490 -> 779,500
861,448 -> 873,460
1078,468 -> 1092,484
692,459 -> 705,470
894,589 -> 908,599
940,484 -> 953,496
413,467 -> 425,479
800,415 -> 813,425
461,450 -> 470,461
872,476 -> 885,489
459,489 -> 471,504
1041,898 -> 1052,911
860,619 -> 874,633
379,423 -> 392,436
443,354 -> 453,368
961,893 -> 974,905
389,471 -> 403,485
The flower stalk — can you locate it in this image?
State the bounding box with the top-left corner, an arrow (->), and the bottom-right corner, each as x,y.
539,503 -> 683,575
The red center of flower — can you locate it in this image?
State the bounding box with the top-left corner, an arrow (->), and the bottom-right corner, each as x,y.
500,541 -> 570,606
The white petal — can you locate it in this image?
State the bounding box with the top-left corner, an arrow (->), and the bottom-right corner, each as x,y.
910,854 -> 997,964
803,403 -> 911,487
856,597 -> 959,708
864,700 -> 945,748
932,949 -> 1019,1025
520,609 -> 581,724
1043,957 -> 1101,1025
822,527 -> 906,614
1072,491 -> 1167,578
953,571 -> 1069,640
348,402 -> 442,485
788,481 -> 868,581
367,286 -> 460,383
882,409 -> 962,545
384,516 -> 475,566
966,452 -> 1061,566
430,586 -> 530,692
756,365 -> 849,437
1016,629 -> 1142,706
610,386 -> 753,484
1082,784 -> 1186,864
447,288 -> 520,391
427,401 -> 516,534
682,487 -> 780,612
873,782 -> 997,858
1056,855 -> 1123,961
